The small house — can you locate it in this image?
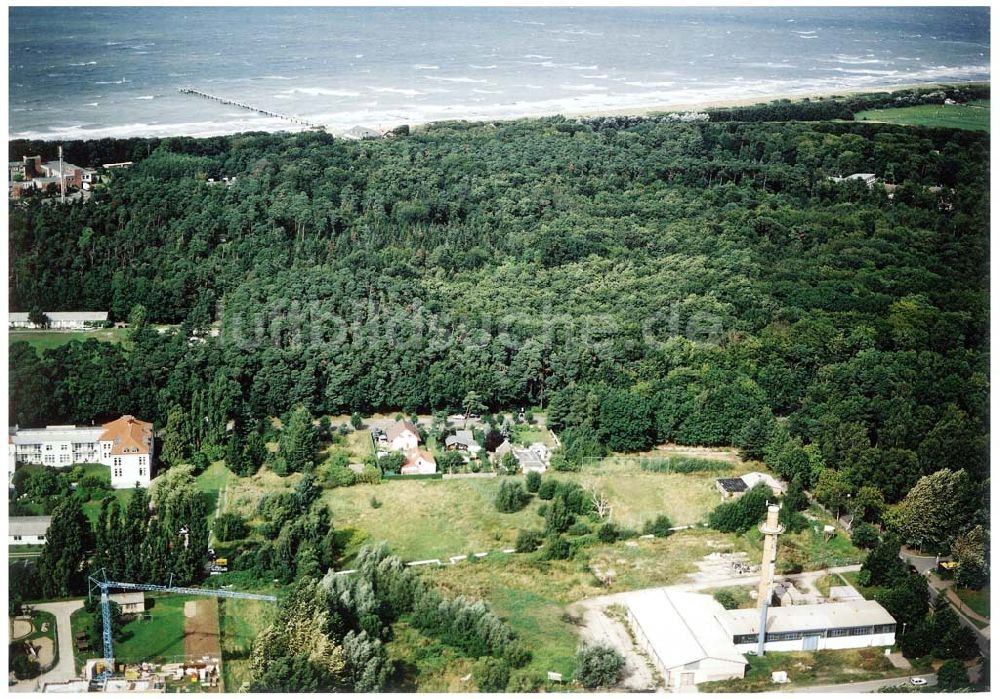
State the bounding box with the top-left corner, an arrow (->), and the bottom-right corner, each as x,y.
109,591 -> 146,615
8,516 -> 51,545
385,421 -> 421,451
401,449 -> 436,475
445,429 -> 481,455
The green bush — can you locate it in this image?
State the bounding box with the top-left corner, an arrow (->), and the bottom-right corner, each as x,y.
640,457 -> 731,473
597,522 -> 619,543
473,657 -> 510,692
495,480 -> 528,513
707,483 -> 772,533
573,644 -> 625,689
525,471 -> 542,493
537,479 -> 557,500
851,522 -> 881,549
515,529 -> 543,553
713,589 -> 739,610
214,512 -> 249,541
568,521 -> 591,536
936,659 -> 969,689
540,535 -> 572,561
643,515 -> 674,537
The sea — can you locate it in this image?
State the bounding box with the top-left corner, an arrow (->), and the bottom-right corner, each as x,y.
8,6 -> 991,141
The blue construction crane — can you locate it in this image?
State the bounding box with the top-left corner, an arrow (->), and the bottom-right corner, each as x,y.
86,570 -> 277,678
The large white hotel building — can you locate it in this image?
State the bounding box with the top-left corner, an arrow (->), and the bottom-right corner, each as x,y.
9,415 -> 154,489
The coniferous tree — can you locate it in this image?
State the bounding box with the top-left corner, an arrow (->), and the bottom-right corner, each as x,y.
38,497 -> 91,598
282,405 -> 317,473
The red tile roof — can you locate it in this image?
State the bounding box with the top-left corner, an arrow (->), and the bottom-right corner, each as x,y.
100,415 -> 153,456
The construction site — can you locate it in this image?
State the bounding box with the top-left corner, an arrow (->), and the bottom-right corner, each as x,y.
15,573 -> 276,694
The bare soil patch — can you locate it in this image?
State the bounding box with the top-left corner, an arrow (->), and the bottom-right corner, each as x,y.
184,599 -> 222,662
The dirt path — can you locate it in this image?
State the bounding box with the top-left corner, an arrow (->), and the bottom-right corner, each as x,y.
184,599 -> 222,662
569,599 -> 657,691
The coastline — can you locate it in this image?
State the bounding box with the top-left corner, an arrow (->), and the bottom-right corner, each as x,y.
9,80 -> 987,142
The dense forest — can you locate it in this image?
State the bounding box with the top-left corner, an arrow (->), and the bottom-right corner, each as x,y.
9,100 -> 989,515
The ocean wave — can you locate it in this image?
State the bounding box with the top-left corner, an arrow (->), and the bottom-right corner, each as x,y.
279,87 -> 361,97
84,103 -> 99,107
69,61 -> 98,66
625,80 -> 677,87
423,76 -> 487,83
369,87 -> 424,96
135,95 -> 155,100
524,54 -> 552,59
469,64 -> 497,69
561,83 -> 608,91
414,64 -> 440,70
472,89 -> 503,94
582,74 -> 609,79
94,79 -> 130,84
568,65 -> 599,71
742,62 -> 797,70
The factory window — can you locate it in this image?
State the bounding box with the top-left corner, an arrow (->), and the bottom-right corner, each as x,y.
874,624 -> 897,634
766,631 -> 804,642
13,535 -> 22,541
828,628 -> 851,638
733,634 -> 758,645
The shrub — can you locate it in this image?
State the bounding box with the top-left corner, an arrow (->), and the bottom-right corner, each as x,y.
370,496 -> 382,509
540,535 -> 572,561
937,659 -> 970,689
507,671 -> 541,692
473,657 -> 510,692
515,529 -> 543,554
707,483 -> 772,533
537,479 -> 557,500
495,480 -> 528,513
214,512 -> 249,541
568,522 -> 591,536
525,471 -> 542,493
350,412 -> 364,430
573,644 -> 625,689
713,589 -> 739,610
642,514 -> 674,537
597,522 -> 619,543
503,639 -> 532,669
851,522 -> 881,549
9,644 -> 40,680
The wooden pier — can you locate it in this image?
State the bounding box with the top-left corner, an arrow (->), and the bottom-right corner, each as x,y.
178,88 -> 325,130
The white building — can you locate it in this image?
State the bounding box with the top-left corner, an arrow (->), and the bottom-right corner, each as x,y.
719,599 -> 897,652
493,439 -> 549,473
10,415 -> 154,488
625,589 -> 747,689
445,429 -> 481,455
401,448 -> 437,475
9,311 -> 108,330
9,516 -> 51,545
384,421 -> 420,451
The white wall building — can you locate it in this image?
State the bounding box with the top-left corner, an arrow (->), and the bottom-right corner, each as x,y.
719,600 -> 897,653
9,311 -> 108,330
626,589 -> 748,689
10,415 -> 154,488
385,421 -> 420,451
9,516 -> 52,545
401,449 -> 437,475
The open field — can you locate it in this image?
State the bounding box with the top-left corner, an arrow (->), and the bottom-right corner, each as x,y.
855,99 -> 990,131
80,488 -> 136,526
700,648 -> 904,692
8,328 -> 130,352
218,597 -> 274,692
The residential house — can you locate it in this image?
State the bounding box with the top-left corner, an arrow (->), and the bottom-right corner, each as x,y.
385,421 -> 421,451
401,449 -> 437,475
493,439 -> 548,473
828,173 -> 878,187
9,311 -> 108,330
9,516 -> 51,545
10,414 -> 154,488
444,429 -> 481,455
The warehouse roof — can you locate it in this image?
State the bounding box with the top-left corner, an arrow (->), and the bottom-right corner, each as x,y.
626,589 -> 747,670
719,600 -> 896,636
10,311 -> 108,322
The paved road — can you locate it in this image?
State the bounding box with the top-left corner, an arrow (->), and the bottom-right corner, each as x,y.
793,673 -> 937,693
10,599 -> 85,692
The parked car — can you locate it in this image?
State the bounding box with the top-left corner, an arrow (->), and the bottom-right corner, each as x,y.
909,677 -> 928,686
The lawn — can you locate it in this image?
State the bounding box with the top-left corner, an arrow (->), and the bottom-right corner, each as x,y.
73,594 -> 193,668
954,585 -> 989,620
81,488 -> 136,526
739,507 -> 863,574
700,647 -> 904,692
512,424 -> 554,448
855,100 -> 990,132
8,327 -> 130,352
